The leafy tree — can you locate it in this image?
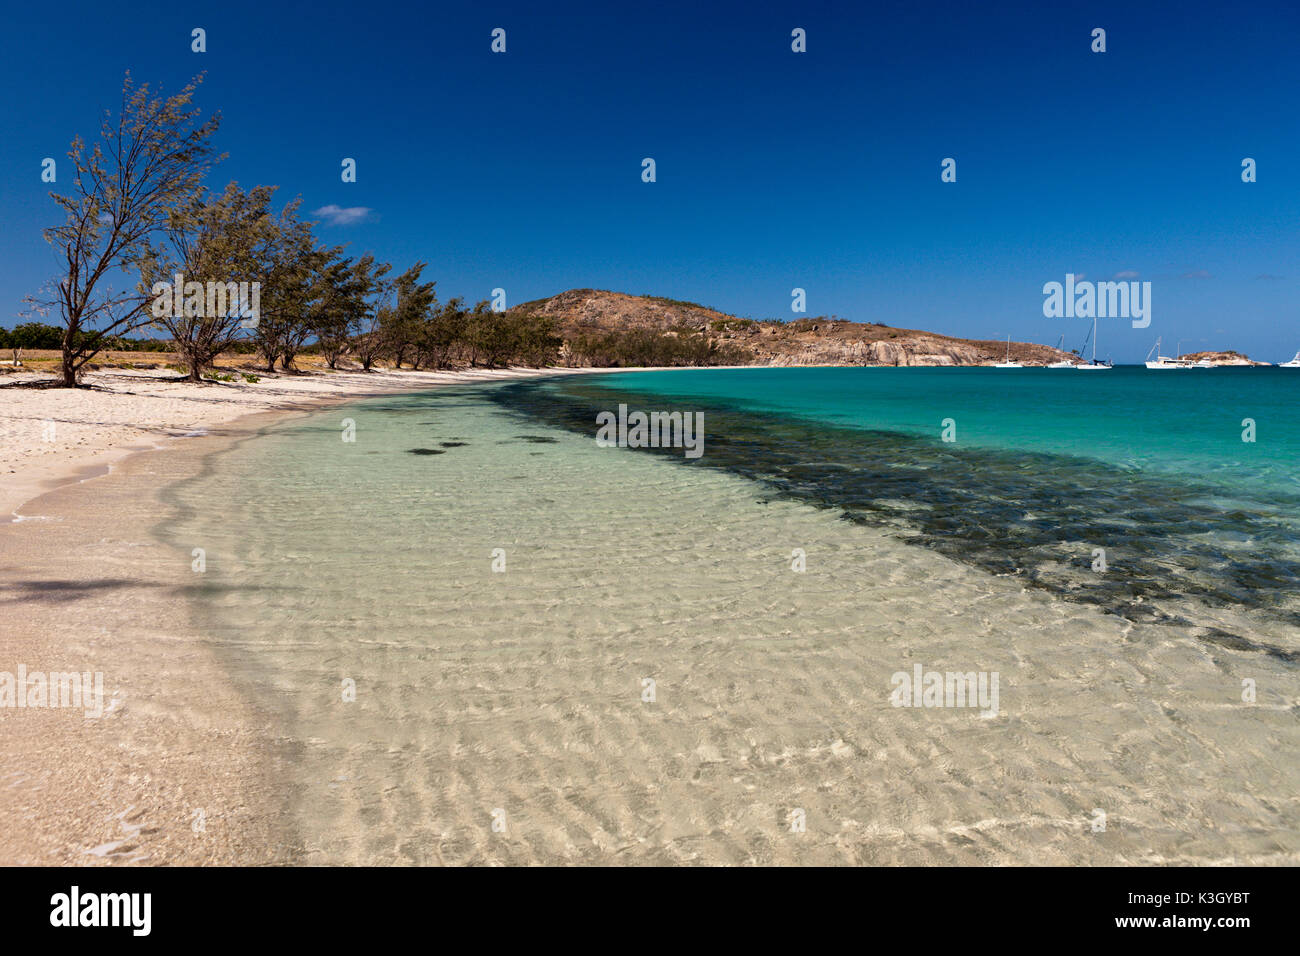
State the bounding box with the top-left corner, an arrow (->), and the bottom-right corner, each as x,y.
142,182 -> 273,381
250,201 -> 318,372
352,274 -> 393,372
7,322 -> 64,350
414,296 -> 465,369
315,253 -> 388,369
33,73 -> 221,386
381,263 -> 436,369
513,314 -> 562,366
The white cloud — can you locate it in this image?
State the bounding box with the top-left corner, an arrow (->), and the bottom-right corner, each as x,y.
1112,270 -> 1139,279
312,204 -> 373,226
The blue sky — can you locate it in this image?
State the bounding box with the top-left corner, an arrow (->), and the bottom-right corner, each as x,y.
1,0 -> 1297,362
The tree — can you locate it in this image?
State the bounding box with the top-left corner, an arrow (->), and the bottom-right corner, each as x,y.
461,301 -> 494,366
352,274 -> 393,372
315,253 -> 388,369
250,201 -> 317,372
7,323 -> 64,350
512,313 -> 562,366
277,244 -> 328,372
381,263 -> 436,369
34,73 -> 221,386
415,296 -> 465,370
142,182 -> 273,381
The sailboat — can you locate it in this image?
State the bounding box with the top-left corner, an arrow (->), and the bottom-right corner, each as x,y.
1046,334 -> 1076,368
993,334 -> 1022,368
1280,351 -> 1300,368
1075,314 -> 1111,369
1145,337 -> 1190,369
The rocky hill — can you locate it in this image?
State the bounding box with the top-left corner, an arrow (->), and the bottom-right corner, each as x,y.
1181,350 -> 1266,366
512,289 -> 1079,367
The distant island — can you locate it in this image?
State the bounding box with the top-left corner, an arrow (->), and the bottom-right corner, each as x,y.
1178,350 -> 1269,367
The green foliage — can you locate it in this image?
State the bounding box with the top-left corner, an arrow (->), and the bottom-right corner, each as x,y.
567,328 -> 753,367
0,322 -> 177,352
3,322 -> 63,350
465,309 -> 562,367
381,262 -> 438,368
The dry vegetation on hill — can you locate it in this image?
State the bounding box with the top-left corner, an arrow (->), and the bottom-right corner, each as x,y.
514,289 -> 1080,367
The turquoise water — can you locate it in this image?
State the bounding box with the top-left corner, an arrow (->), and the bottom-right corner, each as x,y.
581,366 -> 1300,491
493,367 -> 1300,650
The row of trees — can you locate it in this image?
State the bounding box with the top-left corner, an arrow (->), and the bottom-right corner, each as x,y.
142,180 -> 399,380
0,322 -> 176,354
27,73 -> 746,385
2,323 -> 67,351
567,328 -> 753,367
27,72 -> 578,383
359,263 -> 562,371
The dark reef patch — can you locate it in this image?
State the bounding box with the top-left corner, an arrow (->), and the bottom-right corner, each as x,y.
487,377 -> 1300,660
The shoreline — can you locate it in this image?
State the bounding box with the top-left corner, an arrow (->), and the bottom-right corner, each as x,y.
3,365 -> 1296,864
0,365 -> 656,522
0,364 -> 630,865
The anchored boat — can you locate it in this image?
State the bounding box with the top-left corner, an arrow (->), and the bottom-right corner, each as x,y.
993,334 -> 1023,368
1046,334 -> 1076,368
1075,315 -> 1111,369
1145,337 -> 1190,369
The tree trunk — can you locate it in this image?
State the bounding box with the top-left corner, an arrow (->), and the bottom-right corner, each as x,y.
60,326 -> 79,386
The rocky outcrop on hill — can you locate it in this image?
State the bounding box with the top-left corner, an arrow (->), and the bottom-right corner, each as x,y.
1181,350 -> 1267,366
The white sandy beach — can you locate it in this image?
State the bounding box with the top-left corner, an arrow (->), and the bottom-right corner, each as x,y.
0,366 -> 609,521
0,364 -> 607,864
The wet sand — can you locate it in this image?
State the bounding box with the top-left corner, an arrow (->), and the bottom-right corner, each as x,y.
0,366 -> 616,864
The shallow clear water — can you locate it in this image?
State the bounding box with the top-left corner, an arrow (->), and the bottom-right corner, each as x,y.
161,371 -> 1300,864
497,368 -> 1300,652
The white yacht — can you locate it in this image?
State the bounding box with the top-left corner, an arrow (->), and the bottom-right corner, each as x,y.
993,334 -> 1022,368
1046,334 -> 1076,368
1281,352 -> 1300,368
1145,337 -> 1190,369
